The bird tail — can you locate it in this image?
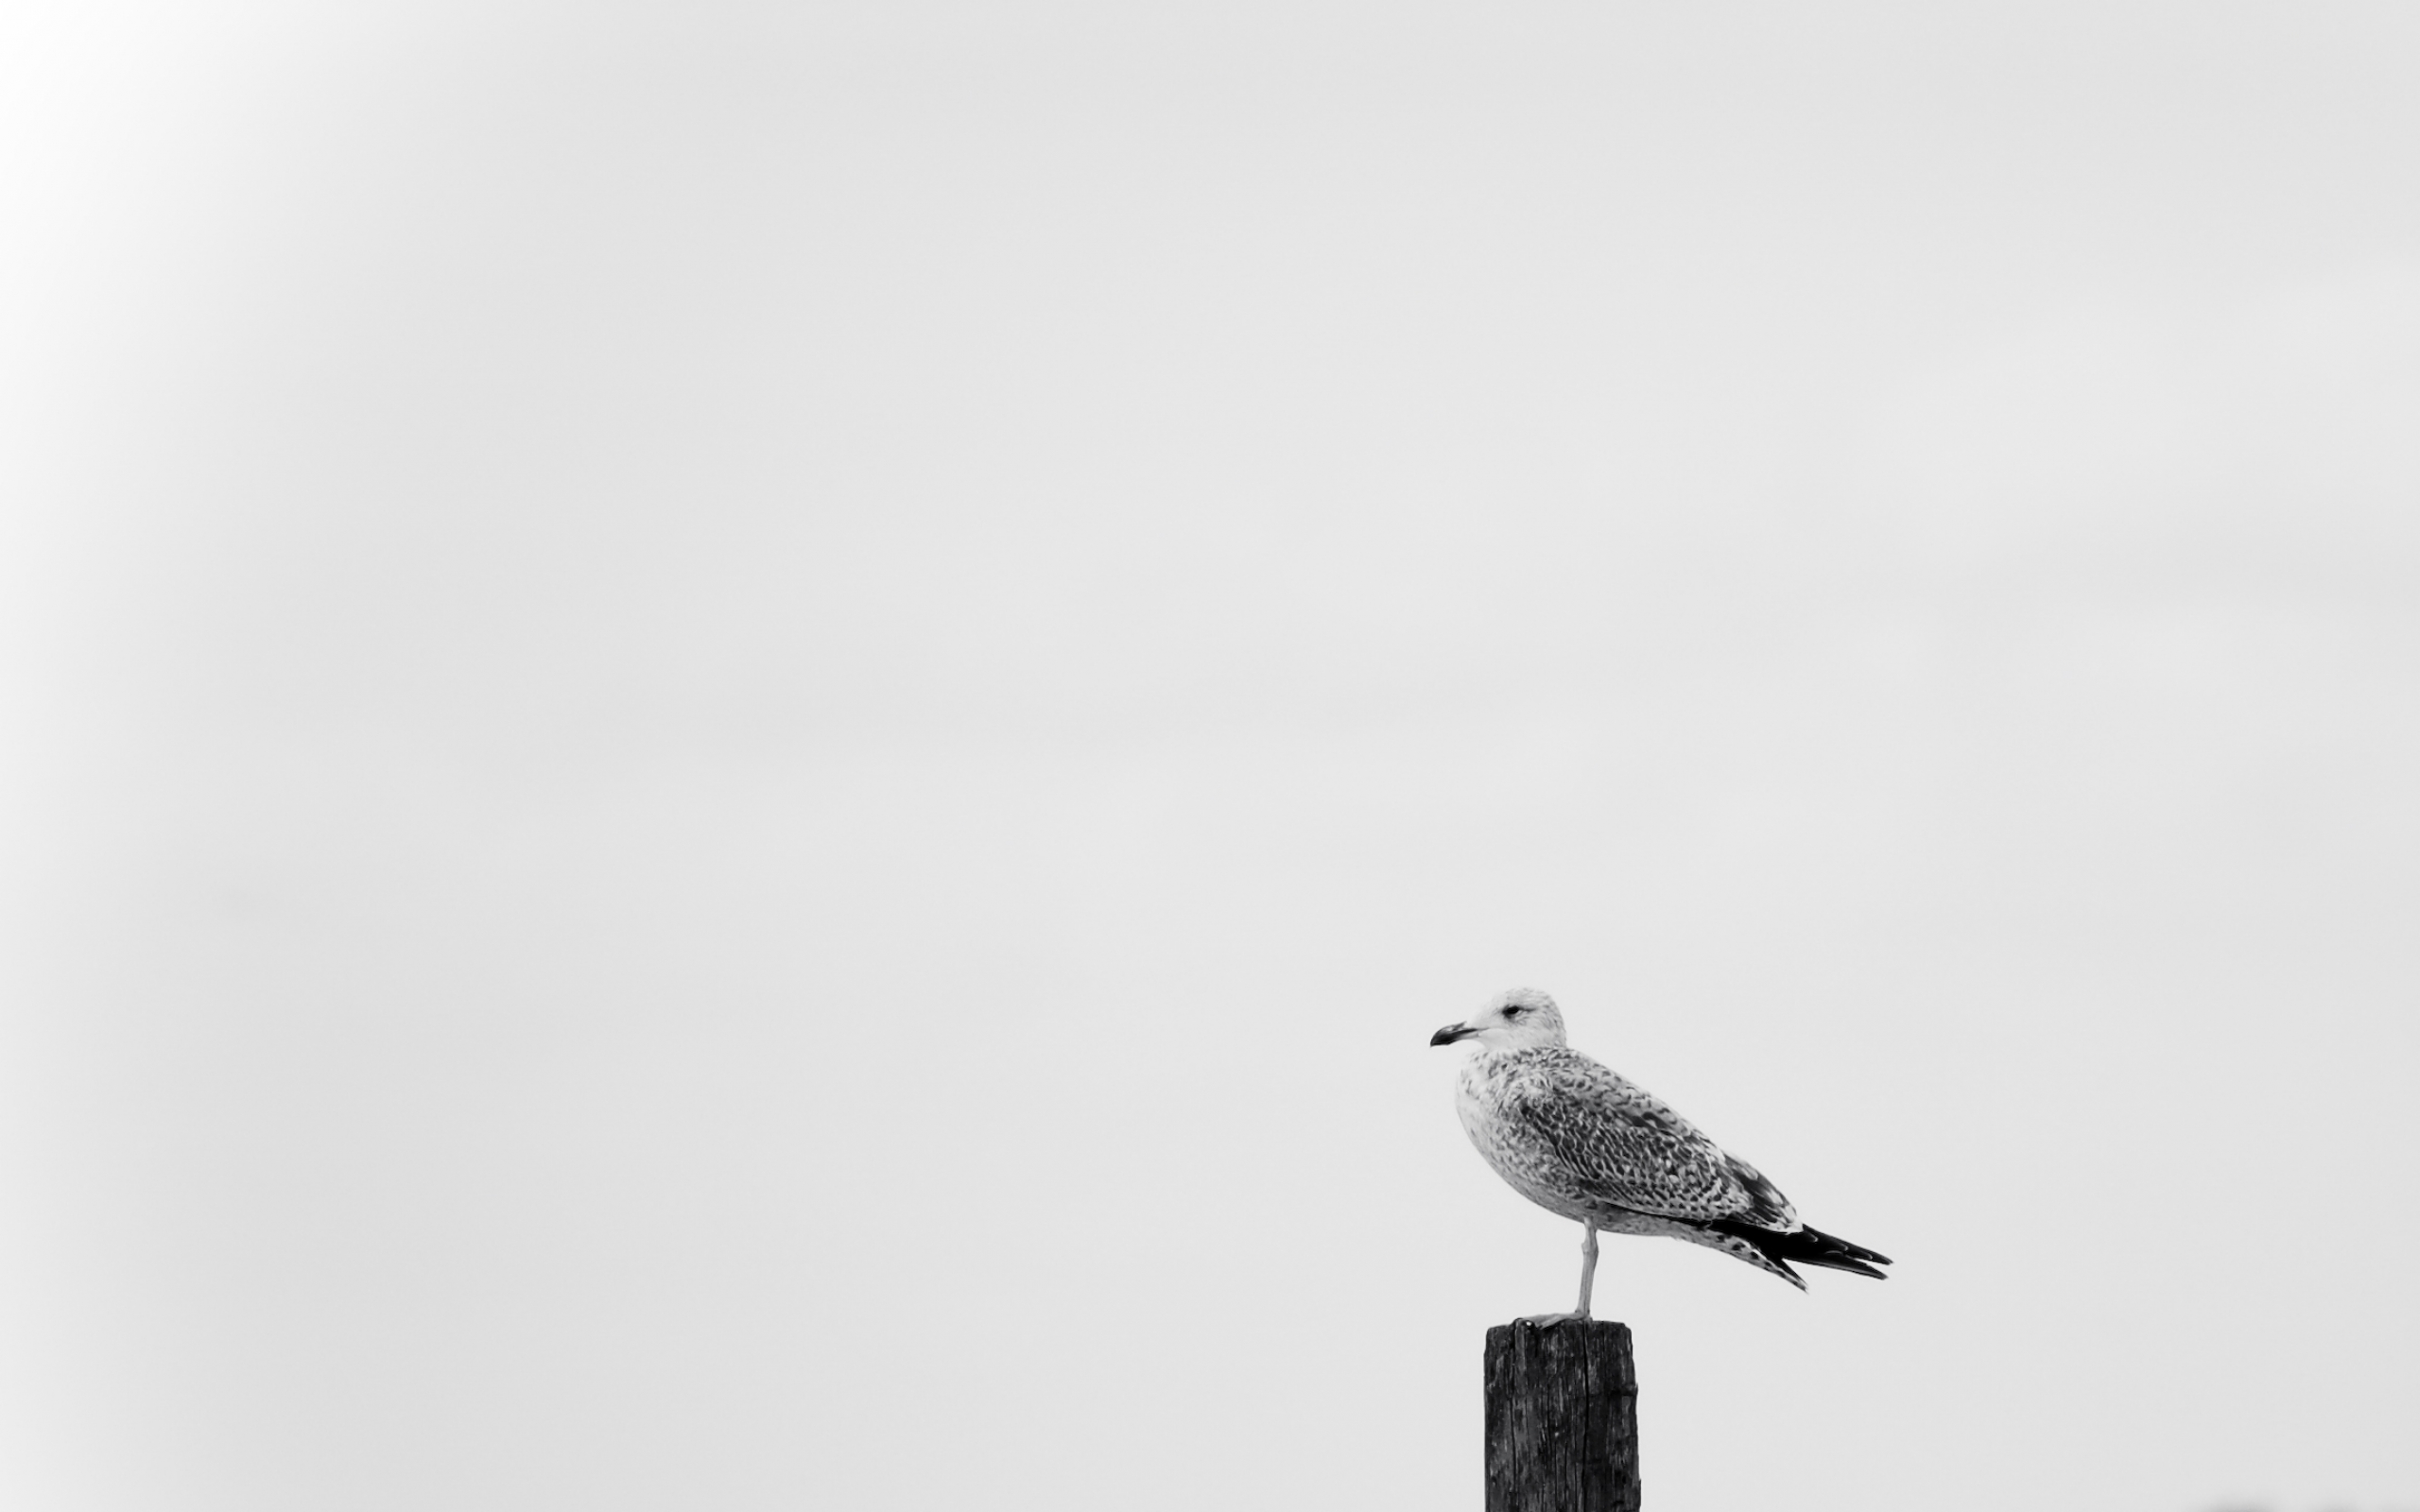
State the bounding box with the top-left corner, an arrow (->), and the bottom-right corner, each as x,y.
1710,1220 -> 1893,1282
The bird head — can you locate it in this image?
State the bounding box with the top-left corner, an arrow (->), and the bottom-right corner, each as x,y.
1429,987 -> 1568,1053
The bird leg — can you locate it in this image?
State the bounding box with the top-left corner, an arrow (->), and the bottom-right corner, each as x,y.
1519,1224 -> 1601,1327
1576,1221 -> 1599,1319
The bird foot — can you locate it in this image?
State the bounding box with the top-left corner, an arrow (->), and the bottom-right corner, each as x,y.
1515,1312 -> 1592,1327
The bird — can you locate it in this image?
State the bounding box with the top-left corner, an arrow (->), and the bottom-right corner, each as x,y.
1431,987 -> 1890,1318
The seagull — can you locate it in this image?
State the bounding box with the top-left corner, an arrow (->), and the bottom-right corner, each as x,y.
1432,987 -> 1890,1317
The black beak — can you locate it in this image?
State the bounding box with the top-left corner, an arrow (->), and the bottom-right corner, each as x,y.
1430,1022 -> 1475,1046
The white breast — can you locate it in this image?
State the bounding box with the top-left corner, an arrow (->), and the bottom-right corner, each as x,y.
1454,1054 -> 1593,1224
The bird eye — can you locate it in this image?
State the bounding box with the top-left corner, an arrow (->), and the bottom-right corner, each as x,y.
1504,1004 -> 1527,1019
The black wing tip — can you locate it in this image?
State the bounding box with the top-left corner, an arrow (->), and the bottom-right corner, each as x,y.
1713,1219 -> 1894,1281
1792,1225 -> 1893,1279
1800,1225 -> 1892,1266
1801,1253 -> 1889,1280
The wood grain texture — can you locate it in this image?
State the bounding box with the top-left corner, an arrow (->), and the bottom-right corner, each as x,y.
1483,1320 -> 1640,1512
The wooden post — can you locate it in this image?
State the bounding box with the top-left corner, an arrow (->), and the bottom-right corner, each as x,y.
1483,1319 -> 1640,1512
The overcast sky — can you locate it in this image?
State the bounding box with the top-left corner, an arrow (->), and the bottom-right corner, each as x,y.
5,4 -> 2419,1510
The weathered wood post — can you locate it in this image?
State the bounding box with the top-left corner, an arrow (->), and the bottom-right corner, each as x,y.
1483,1319 -> 1640,1511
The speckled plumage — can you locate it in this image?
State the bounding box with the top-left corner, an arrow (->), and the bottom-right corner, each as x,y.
1435,988 -> 1890,1296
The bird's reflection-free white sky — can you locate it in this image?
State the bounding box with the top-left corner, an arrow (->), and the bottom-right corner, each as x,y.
5,3 -> 2418,1510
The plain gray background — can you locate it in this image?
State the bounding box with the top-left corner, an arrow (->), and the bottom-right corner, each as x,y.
5,3 -> 2417,1509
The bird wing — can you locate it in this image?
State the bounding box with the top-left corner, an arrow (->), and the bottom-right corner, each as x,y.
1499,1051 -> 1800,1230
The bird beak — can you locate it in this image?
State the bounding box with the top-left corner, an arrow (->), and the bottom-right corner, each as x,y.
1430,1022 -> 1476,1046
